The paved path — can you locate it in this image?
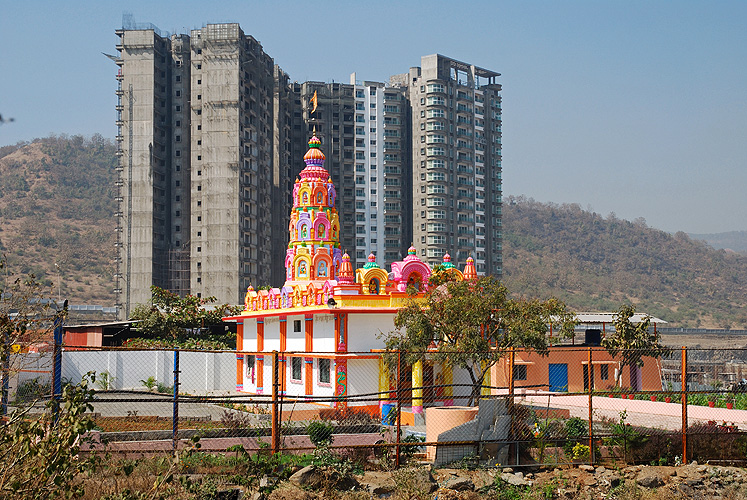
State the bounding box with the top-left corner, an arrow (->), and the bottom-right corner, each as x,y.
518,391 -> 747,430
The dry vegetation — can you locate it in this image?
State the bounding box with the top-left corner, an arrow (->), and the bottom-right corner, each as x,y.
502,196 -> 747,329
0,135 -> 116,304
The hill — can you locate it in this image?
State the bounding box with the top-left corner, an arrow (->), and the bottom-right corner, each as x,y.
0,135 -> 117,304
501,196 -> 747,329
689,231 -> 747,254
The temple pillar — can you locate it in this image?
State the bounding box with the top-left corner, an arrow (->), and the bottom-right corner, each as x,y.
378,355 -> 389,410
481,360 -> 491,397
442,364 -> 454,406
412,359 -> 423,414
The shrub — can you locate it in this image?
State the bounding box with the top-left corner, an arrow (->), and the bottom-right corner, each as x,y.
307,420 -> 335,448
0,374 -> 97,498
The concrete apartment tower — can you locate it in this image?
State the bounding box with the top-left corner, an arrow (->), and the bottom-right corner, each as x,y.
114,25 -> 191,318
296,79 -> 411,270
114,23 -> 297,318
403,54 -> 502,276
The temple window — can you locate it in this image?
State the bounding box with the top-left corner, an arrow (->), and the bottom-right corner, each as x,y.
369,278 -> 380,294
317,192 -> 323,204
298,260 -> 308,278
245,355 -> 255,383
291,357 -> 303,382
301,224 -> 308,239
302,192 -> 309,204
318,224 -> 325,238
318,358 -> 331,384
318,261 -> 328,277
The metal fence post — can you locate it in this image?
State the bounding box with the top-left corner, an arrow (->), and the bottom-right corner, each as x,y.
271,350 -> 280,455
588,347 -> 594,464
681,346 -> 687,463
172,348 -> 180,456
509,347 -> 515,465
396,349 -> 402,468
52,301 -> 66,405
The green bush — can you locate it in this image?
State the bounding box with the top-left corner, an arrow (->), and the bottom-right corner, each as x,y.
307,420 -> 335,448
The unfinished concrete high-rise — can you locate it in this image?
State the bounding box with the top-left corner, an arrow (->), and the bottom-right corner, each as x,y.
114,23 -> 297,318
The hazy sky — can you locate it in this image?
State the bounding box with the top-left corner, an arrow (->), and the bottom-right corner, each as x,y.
1,1 -> 745,234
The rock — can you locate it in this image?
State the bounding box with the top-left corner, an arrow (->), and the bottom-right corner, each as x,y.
361,472 -> 396,497
608,475 -> 622,489
443,477 -> 474,491
502,467 -> 514,474
514,472 -> 524,479
501,473 -> 528,487
637,471 -> 665,489
686,479 -> 702,487
578,465 -> 595,472
595,466 -> 606,474
582,477 -> 597,487
250,492 -> 263,500
289,466 -> 317,487
288,465 -> 359,491
215,489 -> 243,500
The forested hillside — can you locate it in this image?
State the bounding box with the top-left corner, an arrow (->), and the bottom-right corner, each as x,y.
0,135 -> 117,304
502,196 -> 747,329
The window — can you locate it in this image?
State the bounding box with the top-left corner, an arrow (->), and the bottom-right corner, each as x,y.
513,365 -> 527,381
600,364 -> 609,380
291,357 -> 302,382
294,319 -> 302,332
319,358 -> 331,384
245,355 -> 255,383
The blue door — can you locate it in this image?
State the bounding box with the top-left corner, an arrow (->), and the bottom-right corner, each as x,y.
548,364 -> 568,392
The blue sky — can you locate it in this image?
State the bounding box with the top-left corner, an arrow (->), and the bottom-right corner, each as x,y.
1,1 -> 745,234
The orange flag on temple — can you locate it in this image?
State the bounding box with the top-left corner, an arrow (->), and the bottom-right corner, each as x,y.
310,90 -> 318,115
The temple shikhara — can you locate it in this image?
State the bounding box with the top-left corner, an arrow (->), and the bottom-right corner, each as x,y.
226,135 -> 478,420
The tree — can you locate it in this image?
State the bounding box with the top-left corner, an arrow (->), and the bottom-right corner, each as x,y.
601,304 -> 671,387
0,258 -> 62,407
385,276 -> 577,405
130,286 -> 242,343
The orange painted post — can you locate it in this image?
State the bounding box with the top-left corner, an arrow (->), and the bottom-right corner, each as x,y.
588,347 -> 594,464
508,348 -> 515,464
271,350 -> 280,454
257,320 -> 265,394
305,316 -> 313,396
279,317 -> 287,395
236,322 -> 244,391
396,349 -> 402,468
682,346 -> 687,463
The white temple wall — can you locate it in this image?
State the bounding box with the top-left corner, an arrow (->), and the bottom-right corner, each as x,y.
347,313 -> 396,352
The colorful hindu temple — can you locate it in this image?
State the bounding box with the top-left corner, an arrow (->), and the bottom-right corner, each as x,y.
225,135 -> 478,419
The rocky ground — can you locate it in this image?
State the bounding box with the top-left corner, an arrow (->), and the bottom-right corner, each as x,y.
260,462 -> 747,500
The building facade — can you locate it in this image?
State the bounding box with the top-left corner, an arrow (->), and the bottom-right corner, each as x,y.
403,54 -> 503,277
114,23 -> 296,318
297,78 -> 411,270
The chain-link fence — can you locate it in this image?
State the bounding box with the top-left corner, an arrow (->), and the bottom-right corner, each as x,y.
6,345 -> 747,467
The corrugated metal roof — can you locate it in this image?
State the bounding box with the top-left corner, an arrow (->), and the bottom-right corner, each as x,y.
574,312 -> 667,324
